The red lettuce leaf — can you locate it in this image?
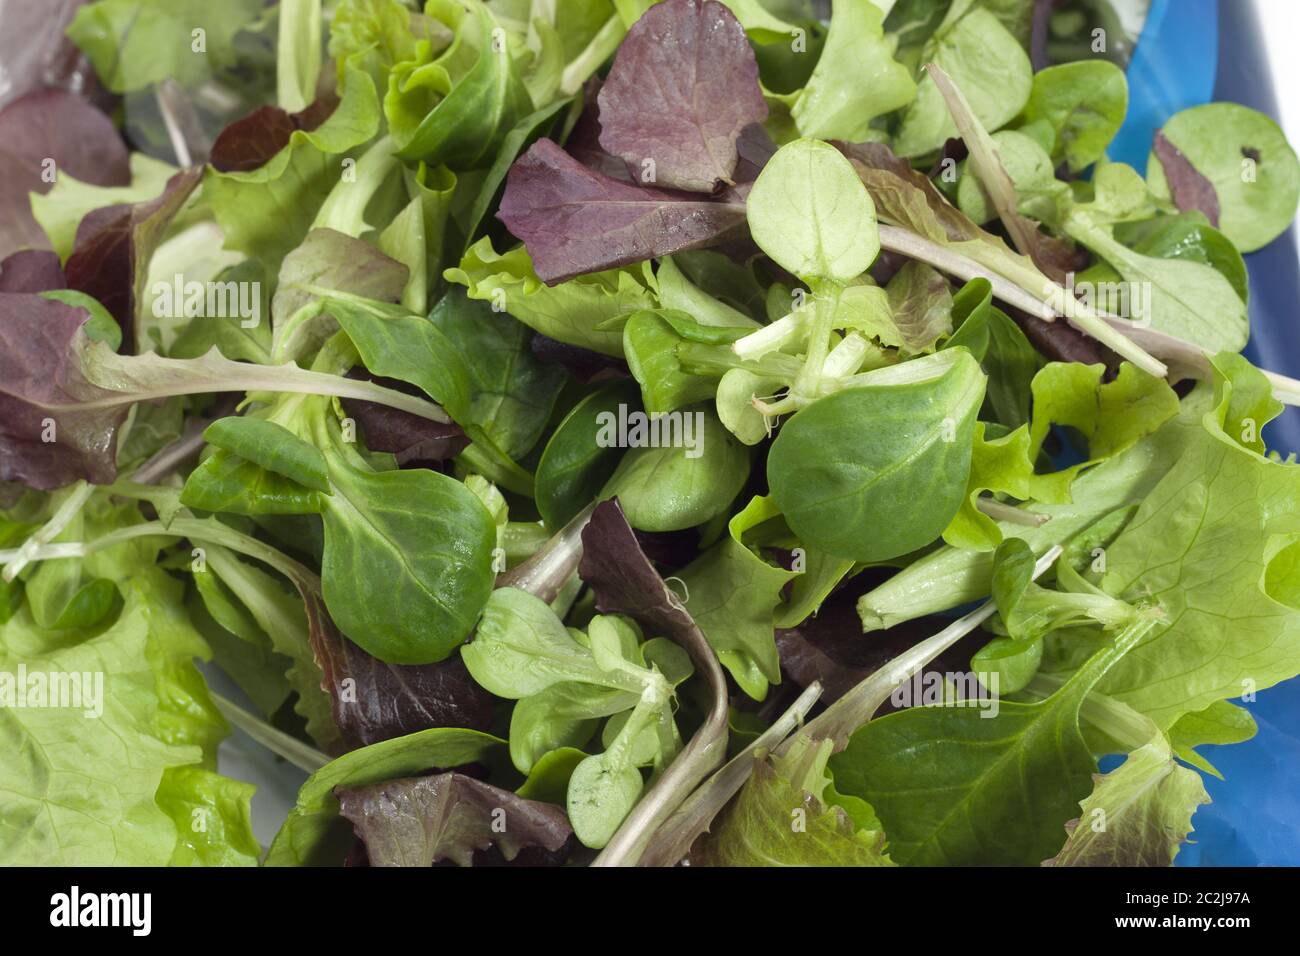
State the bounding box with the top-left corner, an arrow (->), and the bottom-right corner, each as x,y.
341,370 -> 470,466
498,138 -> 748,284
208,96 -> 338,174
577,499 -> 731,863
309,609 -> 495,751
0,250 -> 65,293
64,166 -> 203,353
1153,129 -> 1221,227
528,334 -> 631,384
0,1 -> 103,112
596,0 -> 767,193
564,80 -> 636,183
336,772 -> 572,867
776,573 -> 985,714
0,89 -> 129,258
0,292 -> 127,489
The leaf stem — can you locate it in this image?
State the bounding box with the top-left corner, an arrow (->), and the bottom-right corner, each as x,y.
211,692 -> 329,773
3,481 -> 95,582
788,544 -> 1063,752
638,681 -> 824,867
976,497 -> 1049,527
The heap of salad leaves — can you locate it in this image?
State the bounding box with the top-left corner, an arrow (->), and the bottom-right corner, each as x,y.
1,0 -> 1299,868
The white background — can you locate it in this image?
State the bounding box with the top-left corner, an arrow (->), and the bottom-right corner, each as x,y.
1258,0 -> 1299,142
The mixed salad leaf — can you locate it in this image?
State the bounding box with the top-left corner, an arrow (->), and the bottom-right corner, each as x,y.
2,0 -> 1300,869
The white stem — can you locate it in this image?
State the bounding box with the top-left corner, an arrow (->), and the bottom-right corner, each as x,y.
730,310 -> 803,360
211,692 -> 328,773
976,497 -> 1049,527
877,225 -> 1168,378
822,332 -> 872,379
3,482 -> 96,582
786,544 -> 1063,752
639,681 -> 824,867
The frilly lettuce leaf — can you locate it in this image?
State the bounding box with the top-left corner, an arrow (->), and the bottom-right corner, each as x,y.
691,733 -> 894,866
446,236 -> 656,356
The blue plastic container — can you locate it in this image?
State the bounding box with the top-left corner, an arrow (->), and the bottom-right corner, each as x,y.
1105,0 -> 1300,866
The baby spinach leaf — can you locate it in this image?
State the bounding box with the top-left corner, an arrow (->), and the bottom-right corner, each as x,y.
1146,102 -> 1300,252
595,0 -> 767,192
180,450 -> 324,516
602,405 -> 749,532
746,138 -> 880,284
1020,60 -> 1128,173
1063,212 -> 1248,354
830,614 -> 1159,866
1111,212 -> 1248,305
535,379 -> 641,529
768,350 -> 986,562
320,461 -> 496,664
428,288 -> 566,460
327,293 -> 473,422
202,417 -> 331,493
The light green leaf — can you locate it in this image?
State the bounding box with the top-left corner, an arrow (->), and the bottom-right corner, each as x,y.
1147,102 -> 1300,252
1043,731 -> 1209,867
746,138 -> 880,284
893,6 -> 1032,158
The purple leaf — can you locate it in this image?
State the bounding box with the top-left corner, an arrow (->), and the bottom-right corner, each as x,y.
576,499 -> 731,864
776,577 -> 983,713
596,0 -> 767,193
733,123 -> 778,184
209,96 -> 338,174
0,293 -> 127,489
564,80 -> 636,183
498,138 -> 748,284
0,250 -> 65,294
529,334 -> 631,384
309,609 -> 494,751
336,773 -> 572,867
1153,129 -> 1221,227
64,167 -> 204,353
341,370 -> 470,466
0,1 -> 103,112
0,89 -> 129,258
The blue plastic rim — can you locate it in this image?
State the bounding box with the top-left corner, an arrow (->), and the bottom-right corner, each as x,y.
1105,0 -> 1300,866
